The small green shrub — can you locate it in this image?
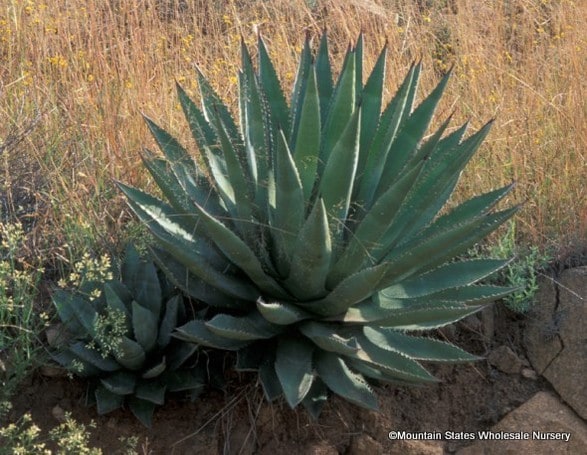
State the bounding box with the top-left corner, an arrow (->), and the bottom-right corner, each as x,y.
120,34 -> 517,417
0,412 -> 102,455
52,246 -> 206,427
0,220 -> 45,417
485,223 -> 551,313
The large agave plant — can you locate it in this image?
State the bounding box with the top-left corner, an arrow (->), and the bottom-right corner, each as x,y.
118,34 -> 518,417
52,246 -> 205,427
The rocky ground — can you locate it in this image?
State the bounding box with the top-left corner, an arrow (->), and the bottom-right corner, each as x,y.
5,267 -> 586,454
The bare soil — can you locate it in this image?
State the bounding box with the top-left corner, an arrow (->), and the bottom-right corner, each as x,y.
6,305 -> 550,454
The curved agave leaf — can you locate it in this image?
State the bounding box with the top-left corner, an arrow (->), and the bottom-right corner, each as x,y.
350,334 -> 439,383
142,357 -> 167,379
342,298 -> 484,328
95,384 -> 125,415
380,259 -> 510,299
101,371 -> 136,395
174,320 -> 250,350
275,337 -> 315,408
256,298 -> 312,325
205,312 -> 282,341
270,129 -> 305,276
258,34 -> 290,134
315,350 -> 378,411
128,396 -> 156,428
299,321 -> 360,356
363,327 -> 480,362
356,62 -> 420,209
135,381 -> 166,405
302,378 -> 329,420
284,198 -> 331,299
132,301 -> 159,353
293,65 -> 320,201
114,336 -> 146,371
68,341 -> 120,372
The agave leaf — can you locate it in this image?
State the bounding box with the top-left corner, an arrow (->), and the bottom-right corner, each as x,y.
151,248 -> 248,309
135,381 -> 166,405
118,183 -> 259,301
132,301 -> 158,353
328,162 -> 423,286
103,282 -> 131,330
363,327 -> 480,362
382,206 -> 520,283
211,110 -> 255,231
284,199 -> 332,299
52,290 -> 86,336
301,378 -> 329,420
141,154 -> 194,217
293,65 -> 321,201
65,294 -> 98,339
100,371 -> 136,395
114,336 -> 146,371
301,261 -> 389,316
161,183 -> 288,299
356,62 -> 420,209
166,341 -> 198,370
52,351 -> 96,377
176,82 -> 217,152
351,335 -> 439,383
173,320 -> 250,350
380,259 -> 510,299
275,337 -> 315,408
345,358 -> 426,386
405,113 -> 453,169
354,33 -> 363,102
68,341 -> 120,372
259,362 -> 283,402
157,295 -> 180,348
289,34 -> 312,148
256,298 -> 312,325
205,312 -> 282,341
177,84 -> 237,213
128,396 -> 156,428
142,356 -> 167,379
342,299 -> 484,328
421,285 -> 519,305
143,116 -> 196,170
195,66 -> 241,146
315,351 -> 378,411
270,129 -> 305,275
299,321 -> 360,356
165,369 -> 205,393
374,69 -> 452,200
402,183 -> 515,249
132,261 -> 162,318
315,32 -> 333,122
318,106 -> 361,225
95,384 -> 124,415
258,34 -> 290,133
356,42 -> 386,171
385,121 -> 496,244
240,40 -> 271,211
320,45 -> 356,172
235,343 -> 264,371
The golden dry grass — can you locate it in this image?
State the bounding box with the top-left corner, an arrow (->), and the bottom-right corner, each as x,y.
1,0 -> 585,261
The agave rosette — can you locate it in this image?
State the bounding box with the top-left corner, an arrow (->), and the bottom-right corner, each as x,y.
52,246 -> 205,427
118,34 -> 517,416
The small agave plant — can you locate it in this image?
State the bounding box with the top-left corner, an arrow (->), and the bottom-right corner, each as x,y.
118,34 -> 518,417
52,246 -> 205,427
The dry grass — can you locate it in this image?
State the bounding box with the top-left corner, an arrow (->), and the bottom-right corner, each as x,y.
0,0 -> 585,262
